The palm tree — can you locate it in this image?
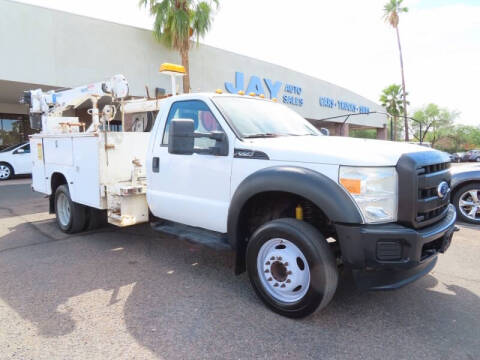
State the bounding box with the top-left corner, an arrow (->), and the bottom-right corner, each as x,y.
380,84 -> 408,141
383,0 -> 409,141
140,0 -> 219,93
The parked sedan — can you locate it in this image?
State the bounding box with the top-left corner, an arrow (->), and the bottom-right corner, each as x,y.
468,150 -> 480,162
451,164 -> 480,224
462,150 -> 480,162
0,142 -> 32,180
450,152 -> 464,163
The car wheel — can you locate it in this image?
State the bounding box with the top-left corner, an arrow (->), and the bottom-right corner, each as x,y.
246,218 -> 338,318
0,163 -> 13,180
55,185 -> 87,233
453,183 -> 480,224
476,157 -> 480,162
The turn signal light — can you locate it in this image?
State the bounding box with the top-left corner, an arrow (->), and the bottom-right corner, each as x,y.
340,178 -> 361,195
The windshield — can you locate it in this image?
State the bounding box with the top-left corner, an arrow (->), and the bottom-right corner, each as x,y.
0,143 -> 23,152
213,96 -> 319,138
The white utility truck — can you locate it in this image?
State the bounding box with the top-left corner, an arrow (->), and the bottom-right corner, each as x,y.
26,64 -> 457,318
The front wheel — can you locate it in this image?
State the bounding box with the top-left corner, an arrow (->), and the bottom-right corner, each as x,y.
0,163 -> 13,180
246,218 -> 338,318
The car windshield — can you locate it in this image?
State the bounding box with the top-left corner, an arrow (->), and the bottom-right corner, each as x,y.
213,96 -> 319,138
0,143 -> 23,152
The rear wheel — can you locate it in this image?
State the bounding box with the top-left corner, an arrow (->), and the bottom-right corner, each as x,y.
84,207 -> 108,231
246,218 -> 338,318
55,185 -> 87,233
0,163 -> 13,180
453,183 -> 480,224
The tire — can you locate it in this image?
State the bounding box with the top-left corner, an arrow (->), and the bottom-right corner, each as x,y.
453,183 -> 480,224
246,218 -> 338,318
54,185 -> 87,233
84,207 -> 108,231
0,163 -> 13,180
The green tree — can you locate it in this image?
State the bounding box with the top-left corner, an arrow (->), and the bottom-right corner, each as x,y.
441,125 -> 480,152
140,0 -> 219,93
379,84 -> 408,141
411,104 -> 458,148
383,0 -> 409,141
350,128 -> 377,139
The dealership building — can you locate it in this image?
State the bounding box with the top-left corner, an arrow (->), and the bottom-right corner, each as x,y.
0,0 -> 388,147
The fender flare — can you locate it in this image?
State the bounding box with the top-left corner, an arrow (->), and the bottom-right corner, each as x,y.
227,166 -> 363,273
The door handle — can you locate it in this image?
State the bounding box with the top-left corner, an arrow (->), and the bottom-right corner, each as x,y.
152,157 -> 159,173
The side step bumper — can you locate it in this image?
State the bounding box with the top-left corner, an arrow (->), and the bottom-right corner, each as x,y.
151,221 -> 232,251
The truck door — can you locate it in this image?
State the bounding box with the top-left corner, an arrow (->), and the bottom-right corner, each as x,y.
148,99 -> 233,233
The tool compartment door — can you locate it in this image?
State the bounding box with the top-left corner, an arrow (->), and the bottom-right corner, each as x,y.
30,137 -> 47,193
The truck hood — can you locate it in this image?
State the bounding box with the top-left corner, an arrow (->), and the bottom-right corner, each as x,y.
239,136 -> 435,166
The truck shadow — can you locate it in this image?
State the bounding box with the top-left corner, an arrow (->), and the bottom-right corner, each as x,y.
0,218 -> 479,359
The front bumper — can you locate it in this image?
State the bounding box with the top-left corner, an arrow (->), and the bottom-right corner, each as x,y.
335,204 -> 457,290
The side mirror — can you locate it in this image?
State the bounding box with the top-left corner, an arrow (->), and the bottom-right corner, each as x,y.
168,119 -> 194,155
209,131 -> 228,156
320,128 -> 330,136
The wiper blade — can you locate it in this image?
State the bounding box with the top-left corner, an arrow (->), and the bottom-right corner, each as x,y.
243,133 -> 279,138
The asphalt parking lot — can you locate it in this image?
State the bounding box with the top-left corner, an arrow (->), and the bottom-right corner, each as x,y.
0,180 -> 479,360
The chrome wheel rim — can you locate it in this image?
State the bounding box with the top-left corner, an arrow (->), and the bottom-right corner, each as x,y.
459,189 -> 480,221
257,238 -> 310,303
0,165 -> 11,179
57,192 -> 71,227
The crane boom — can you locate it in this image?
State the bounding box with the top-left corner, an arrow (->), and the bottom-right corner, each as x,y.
23,74 -> 129,131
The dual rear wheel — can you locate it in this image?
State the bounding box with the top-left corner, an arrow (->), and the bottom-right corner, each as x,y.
54,185 -> 107,233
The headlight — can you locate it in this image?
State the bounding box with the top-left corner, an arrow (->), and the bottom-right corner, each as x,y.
339,166 -> 398,224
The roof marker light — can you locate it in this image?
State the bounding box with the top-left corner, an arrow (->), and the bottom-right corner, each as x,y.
159,63 -> 186,74
238,90 -> 245,95
259,94 -> 265,98
249,92 -> 256,96
215,89 -> 223,94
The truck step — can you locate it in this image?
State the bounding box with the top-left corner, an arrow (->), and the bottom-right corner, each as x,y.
151,221 -> 232,251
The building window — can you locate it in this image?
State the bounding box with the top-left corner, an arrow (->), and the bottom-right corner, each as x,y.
0,114 -> 33,149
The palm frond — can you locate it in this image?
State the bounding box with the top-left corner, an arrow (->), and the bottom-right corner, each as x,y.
192,2 -> 213,42
383,0 -> 408,27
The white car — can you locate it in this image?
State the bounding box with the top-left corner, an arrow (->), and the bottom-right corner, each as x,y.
0,142 -> 32,180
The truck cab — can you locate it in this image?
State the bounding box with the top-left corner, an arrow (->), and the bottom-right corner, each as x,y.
144,92 -> 456,317
26,74 -> 457,318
